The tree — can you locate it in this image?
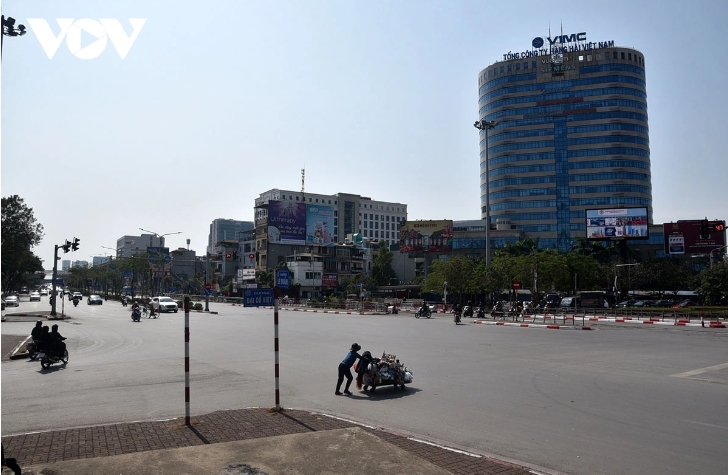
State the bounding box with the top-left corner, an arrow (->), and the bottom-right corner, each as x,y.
371,240 -> 397,286
422,255 -> 476,302
694,261 -> 728,304
2,195 -> 44,293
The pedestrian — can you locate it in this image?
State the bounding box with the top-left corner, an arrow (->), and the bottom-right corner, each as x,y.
356,350 -> 374,390
335,343 -> 361,395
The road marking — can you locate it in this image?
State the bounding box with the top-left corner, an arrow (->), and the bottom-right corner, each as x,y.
671,362 -> 728,378
407,436 -> 482,457
681,420 -> 728,430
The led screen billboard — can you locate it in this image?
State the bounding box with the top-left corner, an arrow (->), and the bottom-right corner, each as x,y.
399,220 -> 453,252
663,220 -> 726,255
586,207 -> 648,241
306,204 -> 335,247
268,200 -> 306,245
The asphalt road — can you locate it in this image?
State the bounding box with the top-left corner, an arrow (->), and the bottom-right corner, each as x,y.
2,297 -> 727,475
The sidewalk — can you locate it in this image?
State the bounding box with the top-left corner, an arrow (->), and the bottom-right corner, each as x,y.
1,407 -> 536,475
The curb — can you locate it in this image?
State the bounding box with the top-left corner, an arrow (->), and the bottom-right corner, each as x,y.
9,335 -> 32,359
474,320 -> 591,330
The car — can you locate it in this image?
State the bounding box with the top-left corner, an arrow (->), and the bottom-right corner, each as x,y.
653,299 -> 673,307
40,288 -> 49,296
4,295 -> 20,307
72,292 -> 83,301
616,300 -> 636,308
87,295 -> 103,305
30,291 -> 41,302
632,300 -> 647,307
1,299 -> 5,310
151,296 -> 178,313
672,299 -> 691,308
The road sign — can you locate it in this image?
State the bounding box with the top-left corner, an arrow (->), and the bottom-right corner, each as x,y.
243,288 -> 274,307
512,280 -> 521,290
356,282 -> 362,288
205,283 -> 212,290
276,269 -> 289,289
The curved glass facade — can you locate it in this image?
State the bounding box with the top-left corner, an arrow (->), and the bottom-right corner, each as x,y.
478,46 -> 652,251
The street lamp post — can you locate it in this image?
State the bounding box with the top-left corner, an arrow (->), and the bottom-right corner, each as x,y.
139,228 -> 182,296
709,245 -> 728,268
474,119 -> 497,267
1,14 -> 27,61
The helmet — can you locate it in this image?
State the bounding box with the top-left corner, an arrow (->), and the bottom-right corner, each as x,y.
51,324 -> 58,331
36,321 -> 43,326
351,343 -> 361,351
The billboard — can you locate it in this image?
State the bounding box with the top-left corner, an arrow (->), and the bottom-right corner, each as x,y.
399,220 -> 453,252
663,220 -> 726,255
268,200 -> 307,245
585,207 -> 648,241
306,204 -> 335,247
322,274 -> 338,287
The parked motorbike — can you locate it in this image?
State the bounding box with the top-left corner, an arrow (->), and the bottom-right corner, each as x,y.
38,348 -> 69,369
131,307 -> 142,322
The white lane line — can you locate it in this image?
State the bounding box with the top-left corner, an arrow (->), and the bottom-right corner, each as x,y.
671,362 -> 728,378
681,420 -> 728,430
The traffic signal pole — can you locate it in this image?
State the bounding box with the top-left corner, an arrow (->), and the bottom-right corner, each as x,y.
50,245 -> 60,317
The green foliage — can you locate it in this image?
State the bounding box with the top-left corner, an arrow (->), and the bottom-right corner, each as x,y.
1,195 -> 45,292
695,261 -> 728,303
193,302 -> 203,311
371,240 -> 397,286
257,269 -> 273,288
422,255 -> 476,298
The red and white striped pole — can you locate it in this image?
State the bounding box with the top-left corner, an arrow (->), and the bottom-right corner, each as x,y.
274,282 -> 281,412
184,295 -> 191,425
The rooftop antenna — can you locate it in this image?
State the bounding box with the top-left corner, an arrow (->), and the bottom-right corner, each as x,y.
301,166 -> 305,202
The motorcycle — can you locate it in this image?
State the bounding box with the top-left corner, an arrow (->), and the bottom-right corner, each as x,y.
454,308 -> 462,324
131,307 -> 142,322
72,297 -> 80,307
38,348 -> 69,369
121,298 -> 128,307
476,307 -> 485,319
463,306 -> 474,318
415,306 -> 432,319
26,340 -> 40,360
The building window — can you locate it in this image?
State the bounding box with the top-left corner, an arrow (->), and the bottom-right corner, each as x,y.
532,61 -> 536,69
628,53 -> 632,61
315,198 -> 318,203
507,64 -> 512,72
296,196 -> 299,201
516,62 -> 520,71
364,213 -> 368,219
500,66 -> 504,73
386,215 -> 390,221
587,54 -> 592,61
524,61 -> 528,70
579,55 -> 584,61
328,200 -> 331,204
595,53 -> 601,60
281,194 -> 285,199
621,52 -> 625,59
613,51 -> 617,60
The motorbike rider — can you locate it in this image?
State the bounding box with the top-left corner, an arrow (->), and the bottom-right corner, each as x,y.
31,320 -> 43,343
49,324 -> 67,358
419,301 -> 429,317
453,302 -> 462,317
39,325 -> 52,353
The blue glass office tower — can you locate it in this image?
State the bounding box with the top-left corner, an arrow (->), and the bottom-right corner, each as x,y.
478,40 -> 652,251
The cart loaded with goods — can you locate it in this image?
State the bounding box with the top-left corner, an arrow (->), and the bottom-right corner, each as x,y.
355,352 -> 413,393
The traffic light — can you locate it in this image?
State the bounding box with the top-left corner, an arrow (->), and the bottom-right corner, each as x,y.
71,237 -> 80,251
62,240 -> 71,253
225,253 -> 232,259
700,220 -> 710,239
249,253 -> 255,259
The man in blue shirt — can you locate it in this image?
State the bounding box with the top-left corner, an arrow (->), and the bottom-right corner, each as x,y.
336,343 -> 361,395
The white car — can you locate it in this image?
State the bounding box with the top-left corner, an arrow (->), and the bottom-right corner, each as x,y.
151,296 -> 178,313
30,291 -> 41,302
4,295 -> 20,307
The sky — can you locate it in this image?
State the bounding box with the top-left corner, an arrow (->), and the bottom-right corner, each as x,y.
2,0 -> 727,269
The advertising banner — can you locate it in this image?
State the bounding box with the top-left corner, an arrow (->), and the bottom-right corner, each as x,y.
242,269 -> 256,279
322,274 -> 338,287
268,200 -> 306,245
399,220 -> 453,253
306,204 -> 335,247
663,221 -> 726,255
585,207 -> 648,240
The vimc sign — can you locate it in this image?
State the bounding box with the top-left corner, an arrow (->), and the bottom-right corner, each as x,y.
27,18 -> 146,59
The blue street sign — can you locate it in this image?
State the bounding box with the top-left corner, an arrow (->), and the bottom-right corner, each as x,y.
356,282 -> 362,288
244,288 -> 274,307
276,270 -> 290,289
204,290 -> 211,297
123,271 -> 133,277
